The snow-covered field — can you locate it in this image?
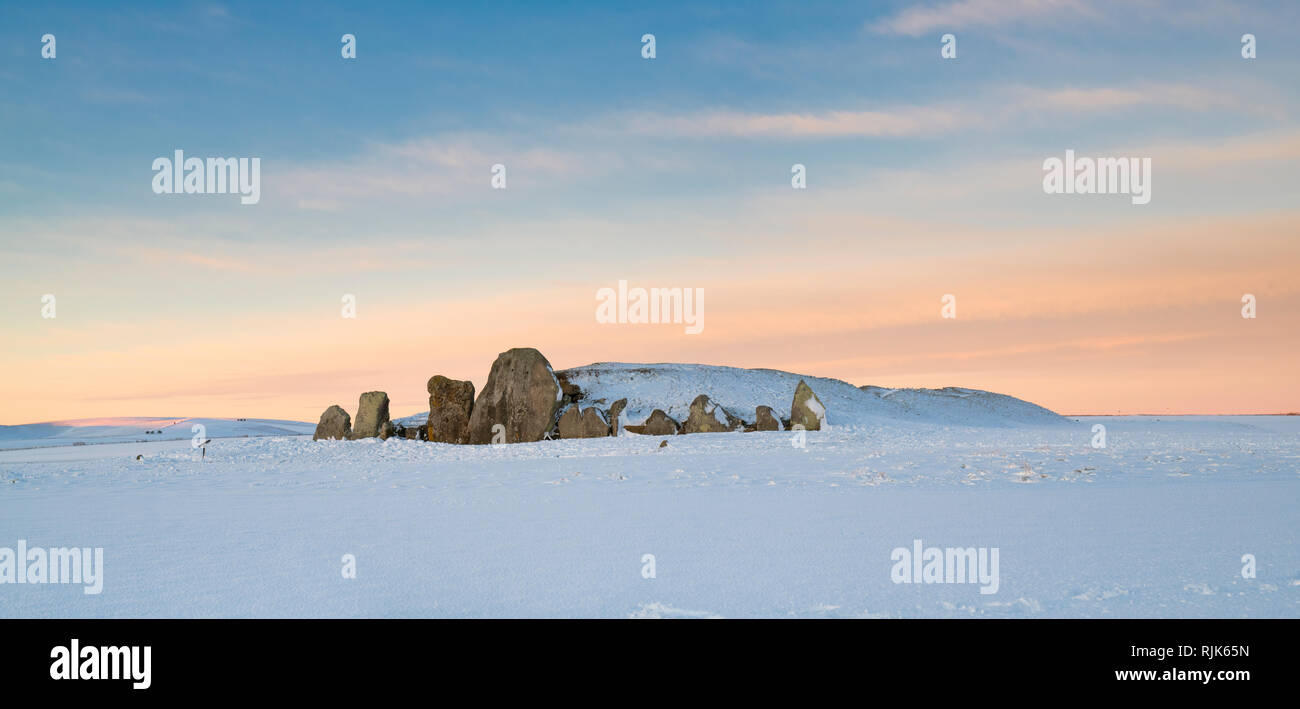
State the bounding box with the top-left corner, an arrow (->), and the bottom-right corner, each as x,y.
2,415 -> 1297,618
0,417 -> 314,451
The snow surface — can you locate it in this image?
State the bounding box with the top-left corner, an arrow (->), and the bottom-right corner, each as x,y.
1,415 -> 1296,618
0,417 -> 314,451
705,398 -> 728,427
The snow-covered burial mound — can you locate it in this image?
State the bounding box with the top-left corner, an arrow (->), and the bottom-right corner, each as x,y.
556,363 -> 1066,428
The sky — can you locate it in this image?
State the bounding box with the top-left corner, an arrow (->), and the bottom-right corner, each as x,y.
2,0 -> 1298,424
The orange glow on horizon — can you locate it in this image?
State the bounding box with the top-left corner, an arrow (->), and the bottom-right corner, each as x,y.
3,213 -> 1297,425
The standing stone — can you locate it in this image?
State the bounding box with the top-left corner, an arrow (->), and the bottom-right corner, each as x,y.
427,375 -> 475,444
558,406 -> 610,439
682,394 -> 744,434
580,407 -> 610,437
467,347 -> 563,444
790,380 -> 826,431
556,406 -> 583,439
608,399 -> 628,436
625,409 -> 679,436
353,391 -> 390,439
752,405 -> 783,431
312,405 -> 352,441
379,421 -> 395,440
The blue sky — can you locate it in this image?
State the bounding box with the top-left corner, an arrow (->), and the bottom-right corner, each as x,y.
4,0 -> 1296,216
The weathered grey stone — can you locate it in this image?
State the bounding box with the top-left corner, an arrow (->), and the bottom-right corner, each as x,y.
682,394 -> 744,434
352,391 -> 390,439
427,375 -> 475,444
379,421 -> 395,440
752,405 -> 783,431
467,348 -> 563,444
558,406 -> 610,439
790,380 -> 826,431
556,406 -> 583,439
580,407 -> 610,437
312,405 -> 351,441
608,399 -> 628,436
625,409 -> 679,436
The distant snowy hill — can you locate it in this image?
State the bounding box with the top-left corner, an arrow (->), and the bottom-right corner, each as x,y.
0,417 -> 314,451
856,385 -> 1067,427
556,363 -> 1065,428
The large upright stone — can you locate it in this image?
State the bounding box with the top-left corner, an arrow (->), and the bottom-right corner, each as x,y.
608,398 -> 628,436
556,406 -> 583,438
312,405 -> 352,441
790,380 -> 826,431
558,406 -> 610,439
682,394 -> 744,434
752,405 -> 783,431
580,407 -> 610,437
427,375 -> 475,444
353,391 -> 390,439
467,347 -> 563,444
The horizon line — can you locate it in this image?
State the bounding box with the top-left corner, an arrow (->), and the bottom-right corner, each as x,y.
5,411 -> 1300,428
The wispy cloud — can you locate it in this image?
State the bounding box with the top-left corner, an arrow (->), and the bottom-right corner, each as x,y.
132,248 -> 257,273
1015,84 -> 1248,113
275,134 -> 619,210
611,106 -> 965,139
870,0 -> 1097,36
587,81 -> 1276,141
